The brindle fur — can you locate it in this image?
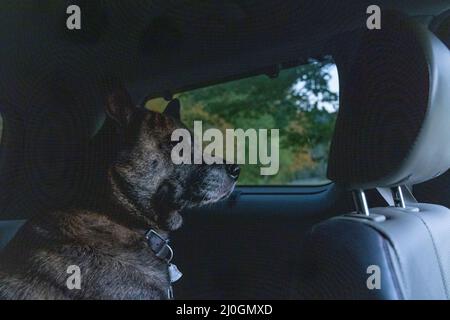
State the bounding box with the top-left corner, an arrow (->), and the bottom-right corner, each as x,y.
0,87 -> 237,300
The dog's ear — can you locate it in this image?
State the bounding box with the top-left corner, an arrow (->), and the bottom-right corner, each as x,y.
163,99 -> 181,120
105,86 -> 136,127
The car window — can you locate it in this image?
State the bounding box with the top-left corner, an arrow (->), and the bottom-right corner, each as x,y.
146,59 -> 339,186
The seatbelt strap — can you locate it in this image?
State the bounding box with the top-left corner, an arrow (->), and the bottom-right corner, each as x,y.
377,187 -> 395,206
402,185 -> 418,204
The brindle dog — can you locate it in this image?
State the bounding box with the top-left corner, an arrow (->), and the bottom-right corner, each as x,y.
0,87 -> 239,299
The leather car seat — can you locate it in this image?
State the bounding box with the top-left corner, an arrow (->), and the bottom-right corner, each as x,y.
300,13 -> 450,299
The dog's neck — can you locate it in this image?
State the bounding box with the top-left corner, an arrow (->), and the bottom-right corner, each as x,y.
103,167 -> 181,234
105,167 -> 160,230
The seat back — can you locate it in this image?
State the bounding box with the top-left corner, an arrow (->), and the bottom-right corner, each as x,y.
302,204 -> 450,299
300,13 -> 450,300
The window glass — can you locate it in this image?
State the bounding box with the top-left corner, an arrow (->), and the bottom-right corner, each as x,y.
147,59 -> 339,186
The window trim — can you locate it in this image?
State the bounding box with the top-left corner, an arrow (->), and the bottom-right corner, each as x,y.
235,182 -> 334,196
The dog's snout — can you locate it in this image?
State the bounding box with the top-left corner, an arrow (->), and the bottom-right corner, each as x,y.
226,164 -> 240,180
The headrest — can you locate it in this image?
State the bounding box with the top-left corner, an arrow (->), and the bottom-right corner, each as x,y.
328,13 -> 450,190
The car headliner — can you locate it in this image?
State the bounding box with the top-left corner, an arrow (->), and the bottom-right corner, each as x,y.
0,0 -> 447,106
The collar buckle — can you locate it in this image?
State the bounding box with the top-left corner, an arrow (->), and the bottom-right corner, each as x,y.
145,229 -> 173,263
145,229 -> 182,299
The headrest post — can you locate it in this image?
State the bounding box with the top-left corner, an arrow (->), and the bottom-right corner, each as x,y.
352,189 -> 370,216
391,186 -> 406,208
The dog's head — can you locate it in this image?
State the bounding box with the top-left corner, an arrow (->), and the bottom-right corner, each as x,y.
105,87 -> 239,230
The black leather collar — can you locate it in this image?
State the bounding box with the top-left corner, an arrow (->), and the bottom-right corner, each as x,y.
145,229 -> 182,299
145,229 -> 173,263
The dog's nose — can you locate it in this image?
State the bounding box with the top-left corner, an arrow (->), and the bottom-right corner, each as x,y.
226,164 -> 240,180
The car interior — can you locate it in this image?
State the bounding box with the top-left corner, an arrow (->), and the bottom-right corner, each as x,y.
0,0 -> 450,300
